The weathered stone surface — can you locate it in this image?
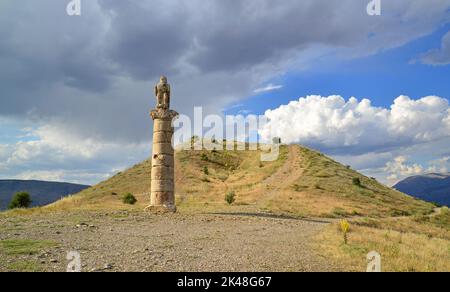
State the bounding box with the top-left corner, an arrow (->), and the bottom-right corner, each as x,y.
153,142 -> 175,155
153,131 -> 173,143
151,180 -> 174,192
145,204 -> 176,213
150,191 -> 175,206
151,166 -> 174,180
153,119 -> 174,132
154,76 -> 171,110
152,154 -> 174,167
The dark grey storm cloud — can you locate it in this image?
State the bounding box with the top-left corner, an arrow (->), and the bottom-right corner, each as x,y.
0,0 -> 450,144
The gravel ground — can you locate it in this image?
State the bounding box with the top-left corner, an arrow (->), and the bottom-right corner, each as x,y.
0,210 -> 339,272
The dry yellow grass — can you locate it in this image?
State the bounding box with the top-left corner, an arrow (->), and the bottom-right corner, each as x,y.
284,147 -> 434,218
14,143 -> 289,215
5,143 -> 435,219
316,212 -> 450,272
1,143 -> 447,272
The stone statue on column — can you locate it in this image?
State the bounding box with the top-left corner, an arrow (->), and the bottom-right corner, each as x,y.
146,76 -> 179,213
154,75 -> 171,110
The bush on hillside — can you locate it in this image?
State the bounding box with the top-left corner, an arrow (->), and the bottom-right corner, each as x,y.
201,153 -> 209,161
225,191 -> 236,205
122,193 -> 137,205
8,192 -> 32,209
352,177 -> 362,187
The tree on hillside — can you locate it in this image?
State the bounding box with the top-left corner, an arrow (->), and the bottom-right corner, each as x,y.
8,192 -> 32,209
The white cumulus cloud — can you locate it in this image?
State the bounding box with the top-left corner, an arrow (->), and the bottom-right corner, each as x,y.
384,155 -> 450,185
260,95 -> 450,154
385,156 -> 424,184
427,156 -> 450,173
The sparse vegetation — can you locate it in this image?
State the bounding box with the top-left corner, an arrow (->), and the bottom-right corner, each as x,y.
21,144 -> 433,220
201,153 -> 209,161
0,239 -> 57,255
352,177 -> 361,187
4,260 -> 43,272
191,135 -> 199,147
0,144 -> 447,272
340,220 -> 350,244
317,216 -> 450,272
225,191 -> 236,205
264,146 -> 435,218
122,193 -> 137,205
332,208 -> 350,218
8,192 -> 31,209
413,207 -> 450,228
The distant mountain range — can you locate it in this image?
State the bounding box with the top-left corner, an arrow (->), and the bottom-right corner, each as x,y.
394,173 -> 450,207
0,180 -> 89,210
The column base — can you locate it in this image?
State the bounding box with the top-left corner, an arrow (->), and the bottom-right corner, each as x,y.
144,204 -> 177,214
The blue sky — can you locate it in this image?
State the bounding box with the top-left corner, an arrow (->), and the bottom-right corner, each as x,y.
226,24 -> 450,116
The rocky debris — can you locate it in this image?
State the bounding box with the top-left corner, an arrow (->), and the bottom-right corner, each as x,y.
75,222 -> 96,229
0,211 -> 338,272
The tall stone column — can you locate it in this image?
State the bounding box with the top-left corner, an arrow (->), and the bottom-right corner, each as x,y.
147,76 -> 178,213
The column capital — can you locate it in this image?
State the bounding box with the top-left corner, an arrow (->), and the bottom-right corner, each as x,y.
150,108 -> 179,121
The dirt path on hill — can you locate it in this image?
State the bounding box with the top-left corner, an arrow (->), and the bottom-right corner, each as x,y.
260,145 -> 304,203
0,210 -> 339,272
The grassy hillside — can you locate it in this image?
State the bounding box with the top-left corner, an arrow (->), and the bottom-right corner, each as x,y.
263,146 -> 433,218
2,143 -> 449,272
43,142 -> 289,213
317,207 -> 450,271
22,143 -> 434,219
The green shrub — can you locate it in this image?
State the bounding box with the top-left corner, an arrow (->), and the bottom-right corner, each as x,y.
203,166 -> 209,175
332,207 -> 349,217
8,192 -> 31,209
390,209 -> 411,217
225,191 -> 236,205
122,193 -> 137,205
201,153 -> 208,161
432,202 -> 443,208
352,177 -> 361,187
